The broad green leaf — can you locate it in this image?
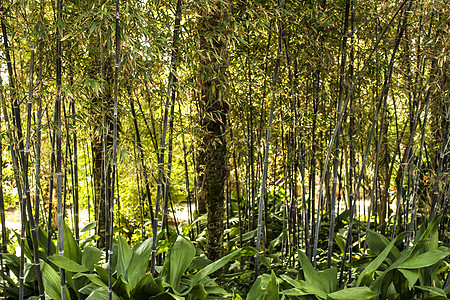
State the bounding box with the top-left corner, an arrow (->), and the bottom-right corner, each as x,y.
334,233 -> 346,253
366,229 -> 399,259
205,285 -> 229,296
79,282 -> 100,295
95,265 -> 110,284
85,286 -> 120,300
414,216 -> 439,245
41,260 -> 71,300
292,280 -> 328,299
230,229 -> 257,242
415,286 -> 447,298
236,246 -> 259,258
128,237 -> 153,290
131,273 -> 163,300
63,222 -> 82,264
371,244 -> 414,293
24,262 -> 37,283
397,250 -> 450,269
281,288 -> 310,296
246,274 -> 271,300
168,235 -> 196,292
297,250 -> 322,289
112,275 -> 131,300
280,275 -> 327,299
38,226 -> 56,256
149,292 -> 185,300
48,254 -> 89,273
327,287 -> 378,300
357,232 -> 408,287
189,248 -> 244,291
82,246 -> 103,272
266,271 -> 279,300
117,235 -> 133,280
398,269 -> 419,289
80,221 -> 97,232
190,283 -> 208,299
73,273 -> 106,287
280,274 -> 302,289
318,267 -> 338,293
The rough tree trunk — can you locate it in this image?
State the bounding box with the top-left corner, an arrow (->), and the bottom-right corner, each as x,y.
196,0 -> 229,260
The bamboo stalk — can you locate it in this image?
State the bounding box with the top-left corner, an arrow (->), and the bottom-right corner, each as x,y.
133,143 -> 145,240
71,85 -> 80,243
108,1 -> 120,299
24,40 -> 46,300
129,87 -> 154,227
161,88 -> 176,236
328,0 -> 350,268
47,112 -> 56,256
311,0 -> 409,266
0,78 -> 7,300
55,0 -> 66,296
180,102 -> 194,239
255,16 -> 282,278
338,1 -> 411,285
151,0 -> 182,275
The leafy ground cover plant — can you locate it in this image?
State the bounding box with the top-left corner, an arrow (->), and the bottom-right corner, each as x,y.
245,216 -> 449,300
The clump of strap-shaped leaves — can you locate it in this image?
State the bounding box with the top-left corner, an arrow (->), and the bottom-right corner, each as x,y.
247,215 -> 450,300
1,220 -> 257,300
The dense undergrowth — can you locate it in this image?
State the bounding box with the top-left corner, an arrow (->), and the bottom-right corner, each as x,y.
1,206 -> 449,300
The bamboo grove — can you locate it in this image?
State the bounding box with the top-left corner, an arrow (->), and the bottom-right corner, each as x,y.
0,0 -> 449,299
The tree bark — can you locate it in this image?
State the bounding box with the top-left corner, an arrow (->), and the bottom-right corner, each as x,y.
196,0 -> 229,260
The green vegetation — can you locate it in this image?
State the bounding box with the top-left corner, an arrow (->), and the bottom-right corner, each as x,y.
0,0 -> 448,299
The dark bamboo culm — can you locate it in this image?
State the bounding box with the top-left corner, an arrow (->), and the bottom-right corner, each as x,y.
338,0 -> 411,286
311,0 -> 409,266
129,86 -> 154,230
179,102 -> 194,239
24,41 -> 46,300
71,88 -> 80,242
0,78 -> 7,299
255,14 -> 282,278
2,12 -> 46,297
55,0 -> 67,297
150,0 -> 182,275
109,1 -> 120,299
328,0 -> 350,268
